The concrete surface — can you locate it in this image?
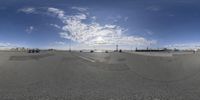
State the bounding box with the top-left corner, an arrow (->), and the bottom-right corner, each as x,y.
0,51 -> 200,100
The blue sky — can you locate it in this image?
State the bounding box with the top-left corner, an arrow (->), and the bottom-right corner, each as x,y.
1,0 -> 200,50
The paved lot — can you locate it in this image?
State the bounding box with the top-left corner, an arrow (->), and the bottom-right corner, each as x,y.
0,51 -> 200,100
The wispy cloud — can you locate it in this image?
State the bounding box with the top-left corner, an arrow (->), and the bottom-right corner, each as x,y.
26,26 -> 34,34
0,42 -> 21,50
91,16 -> 96,20
50,24 -> 61,29
71,7 -> 88,12
146,6 -> 160,12
18,7 -> 36,14
145,29 -> 154,35
48,7 -> 65,18
124,17 -> 128,22
0,42 -> 12,47
54,41 -> 66,45
47,41 -> 68,50
47,7 -> 156,47
19,7 -> 156,49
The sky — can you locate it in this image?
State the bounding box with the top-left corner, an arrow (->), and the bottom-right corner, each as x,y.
1,0 -> 200,50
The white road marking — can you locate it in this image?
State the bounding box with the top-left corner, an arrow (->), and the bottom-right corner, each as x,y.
78,56 -> 95,62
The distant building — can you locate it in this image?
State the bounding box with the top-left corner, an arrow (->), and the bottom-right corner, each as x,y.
10,47 -> 27,52
135,48 -> 171,52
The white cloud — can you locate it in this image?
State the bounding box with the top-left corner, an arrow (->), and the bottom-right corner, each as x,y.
47,41 -> 69,50
0,42 -> 11,47
18,7 -> 36,14
50,24 -> 61,29
54,41 -> 66,45
0,42 -> 21,50
145,29 -> 154,35
107,15 -> 122,23
124,17 -> 128,21
26,26 -> 34,34
147,6 -> 160,12
91,16 -> 96,20
19,7 -> 157,49
46,7 -> 156,47
48,7 -> 65,18
107,16 -> 129,23
71,7 -> 88,12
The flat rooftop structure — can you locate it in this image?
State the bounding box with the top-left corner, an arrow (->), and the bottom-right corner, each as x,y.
0,51 -> 200,99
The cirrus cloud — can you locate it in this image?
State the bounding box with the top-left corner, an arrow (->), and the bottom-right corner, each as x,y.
47,7 -> 156,47
0,42 -> 22,50
71,6 -> 88,12
25,26 -> 34,34
19,7 -> 157,49
18,7 -> 36,14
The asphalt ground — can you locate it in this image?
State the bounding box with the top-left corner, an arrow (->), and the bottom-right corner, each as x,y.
0,51 -> 200,100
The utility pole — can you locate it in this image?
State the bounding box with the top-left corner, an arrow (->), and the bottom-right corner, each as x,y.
69,40 -> 71,52
116,44 -> 118,52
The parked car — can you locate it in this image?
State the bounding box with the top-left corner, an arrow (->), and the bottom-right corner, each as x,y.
90,50 -> 94,53
28,49 -> 32,53
28,49 -> 40,53
35,49 -> 40,53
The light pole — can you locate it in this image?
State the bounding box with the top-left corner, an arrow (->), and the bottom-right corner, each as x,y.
116,44 -> 118,52
69,40 -> 71,52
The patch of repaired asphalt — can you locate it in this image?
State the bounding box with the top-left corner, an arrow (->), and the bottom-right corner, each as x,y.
9,53 -> 54,61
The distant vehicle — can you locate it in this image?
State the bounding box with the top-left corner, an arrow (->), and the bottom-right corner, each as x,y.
119,49 -> 122,53
48,49 -> 54,51
35,49 -> 40,53
114,50 -> 118,52
28,49 -> 33,53
105,50 -> 109,53
90,50 -> 94,53
28,49 -> 40,53
80,50 -> 82,52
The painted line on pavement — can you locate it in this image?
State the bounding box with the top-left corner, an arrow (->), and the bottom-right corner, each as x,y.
78,56 -> 95,63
